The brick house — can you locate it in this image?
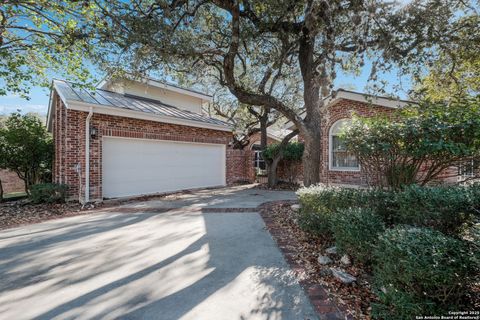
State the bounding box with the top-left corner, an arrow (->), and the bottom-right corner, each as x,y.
47,77 -> 254,202
285,89 -> 462,186
48,77 -> 463,203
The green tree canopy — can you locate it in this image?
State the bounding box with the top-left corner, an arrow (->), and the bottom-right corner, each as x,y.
80,0 -> 477,186
342,97 -> 480,189
415,15 -> 480,101
0,113 -> 53,192
0,1 -> 97,98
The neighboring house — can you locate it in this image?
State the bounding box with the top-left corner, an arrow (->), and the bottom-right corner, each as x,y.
0,169 -> 25,194
47,77 -> 254,202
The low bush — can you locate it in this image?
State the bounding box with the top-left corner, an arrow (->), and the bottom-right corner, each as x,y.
296,184 -> 351,234
296,184 -> 396,234
396,184 -> 477,236
297,183 -> 479,236
330,208 -> 385,264
30,183 -> 68,204
372,226 -> 478,319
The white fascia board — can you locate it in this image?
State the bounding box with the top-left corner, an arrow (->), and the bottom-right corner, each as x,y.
329,91 -> 412,109
46,89 -> 55,132
65,100 -> 232,132
267,133 -> 282,142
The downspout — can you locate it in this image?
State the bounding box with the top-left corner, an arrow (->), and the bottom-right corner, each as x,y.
85,107 -> 93,203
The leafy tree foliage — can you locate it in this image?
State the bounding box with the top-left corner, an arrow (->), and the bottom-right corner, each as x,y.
342,97 -> 480,189
263,142 -> 304,162
0,113 -> 53,193
81,0 -> 476,186
415,15 -> 480,101
0,1 -> 96,98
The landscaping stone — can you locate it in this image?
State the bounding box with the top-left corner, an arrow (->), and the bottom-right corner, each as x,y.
290,204 -> 301,211
319,268 -> 332,277
340,254 -> 351,266
318,255 -> 333,265
325,246 -> 337,255
330,268 -> 356,284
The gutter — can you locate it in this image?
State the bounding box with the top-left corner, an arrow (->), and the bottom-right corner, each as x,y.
85,107 -> 93,203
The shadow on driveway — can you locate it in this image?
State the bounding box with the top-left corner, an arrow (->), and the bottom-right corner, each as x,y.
0,190 -> 314,320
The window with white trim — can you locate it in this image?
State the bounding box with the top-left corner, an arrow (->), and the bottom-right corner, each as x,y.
252,144 -> 266,171
458,159 -> 479,181
329,119 -> 359,170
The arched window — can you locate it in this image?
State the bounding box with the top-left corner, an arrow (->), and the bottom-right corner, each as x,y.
329,119 -> 359,171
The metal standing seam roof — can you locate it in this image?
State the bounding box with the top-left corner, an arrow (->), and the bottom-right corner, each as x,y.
53,80 -> 231,128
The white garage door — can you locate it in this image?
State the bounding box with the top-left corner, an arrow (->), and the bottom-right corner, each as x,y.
102,137 -> 226,198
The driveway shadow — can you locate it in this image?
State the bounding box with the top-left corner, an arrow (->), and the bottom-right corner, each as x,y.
0,205 -> 315,320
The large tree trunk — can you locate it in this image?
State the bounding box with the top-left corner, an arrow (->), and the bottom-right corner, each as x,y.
267,157 -> 282,187
302,130 -> 322,186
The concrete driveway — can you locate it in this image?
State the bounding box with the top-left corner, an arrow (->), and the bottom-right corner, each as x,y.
0,185 -> 317,320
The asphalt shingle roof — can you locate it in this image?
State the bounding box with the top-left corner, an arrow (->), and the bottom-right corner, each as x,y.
54,80 -> 230,128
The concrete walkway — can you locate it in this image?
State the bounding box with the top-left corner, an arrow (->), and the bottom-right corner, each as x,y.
0,185 -> 317,320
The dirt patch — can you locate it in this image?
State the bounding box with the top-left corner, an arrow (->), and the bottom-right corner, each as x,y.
258,200 -> 375,320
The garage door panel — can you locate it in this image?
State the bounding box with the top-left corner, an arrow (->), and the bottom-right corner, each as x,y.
102,137 -> 225,198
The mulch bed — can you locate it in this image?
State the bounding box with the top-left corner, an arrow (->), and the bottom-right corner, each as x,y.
258,200 -> 376,320
0,200 -> 97,230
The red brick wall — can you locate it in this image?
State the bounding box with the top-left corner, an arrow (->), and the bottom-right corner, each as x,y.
319,99 -> 395,186
278,160 -> 303,183
52,93 -> 236,202
226,149 -> 255,184
0,170 -> 25,194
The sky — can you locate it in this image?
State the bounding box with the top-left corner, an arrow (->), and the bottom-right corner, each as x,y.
0,64 -> 412,118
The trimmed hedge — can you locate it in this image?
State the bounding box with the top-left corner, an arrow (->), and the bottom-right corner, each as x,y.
30,183 -> 68,204
396,184 -> 478,236
372,226 -> 478,319
297,183 -> 480,236
330,208 -> 385,264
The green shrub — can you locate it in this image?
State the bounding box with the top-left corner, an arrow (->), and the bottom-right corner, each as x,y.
396,184 -> 477,236
372,226 -> 478,319
263,142 -> 304,161
296,184 -> 351,234
330,208 -> 385,264
296,184 -> 396,234
30,183 -> 68,204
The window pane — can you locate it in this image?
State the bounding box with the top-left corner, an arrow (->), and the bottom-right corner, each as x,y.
332,136 -> 358,168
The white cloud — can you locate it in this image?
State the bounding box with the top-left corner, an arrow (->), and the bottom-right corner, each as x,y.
0,104 -> 48,116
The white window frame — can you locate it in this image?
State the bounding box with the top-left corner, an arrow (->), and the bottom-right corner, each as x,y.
328,119 -> 360,172
252,143 -> 267,173
458,159 -> 477,181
